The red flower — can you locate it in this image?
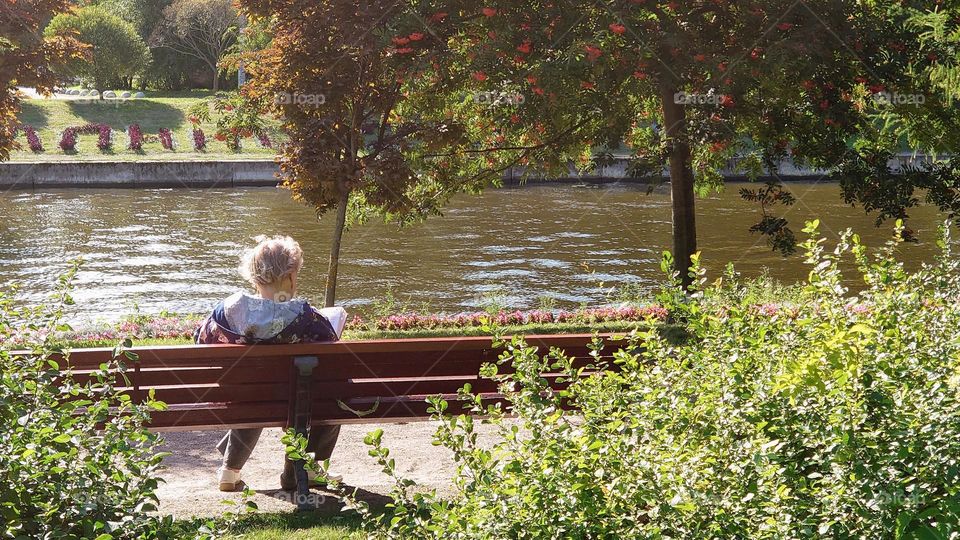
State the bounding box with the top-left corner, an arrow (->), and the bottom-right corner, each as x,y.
408,32 -> 424,41
633,70 -> 648,80
580,81 -> 595,89
188,115 -> 199,124
392,36 -> 410,45
516,40 -> 532,53
819,99 -> 830,110
224,105 -> 234,111
694,53 -> 706,62
776,22 -> 794,31
869,84 -> 885,94
717,61 -> 728,71
472,71 -> 488,81
488,31 -> 497,39
750,48 -> 762,60
609,23 -> 626,35
802,80 -> 816,90
214,132 -> 227,141
510,114 -> 520,123
526,75 -> 537,84
532,87 -> 544,95
482,7 -> 497,16
719,94 -> 735,107
395,47 -> 414,54
584,44 -> 602,61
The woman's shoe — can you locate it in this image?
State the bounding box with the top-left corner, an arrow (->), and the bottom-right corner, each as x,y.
280,469 -> 344,490
218,467 -> 244,492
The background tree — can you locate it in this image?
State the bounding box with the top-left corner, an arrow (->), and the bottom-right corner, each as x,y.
437,1 -> 959,286
93,0 -> 182,90
44,6 -> 150,95
0,0 -> 82,160
95,0 -> 168,41
233,1 -> 535,306
151,0 -> 239,92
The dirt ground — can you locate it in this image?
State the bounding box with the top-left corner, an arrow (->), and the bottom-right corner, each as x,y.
156,422 -> 495,518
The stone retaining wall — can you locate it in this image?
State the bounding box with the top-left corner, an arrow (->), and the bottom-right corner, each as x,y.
0,159 -> 281,189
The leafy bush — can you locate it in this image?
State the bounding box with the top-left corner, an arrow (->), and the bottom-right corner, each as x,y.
0,266 -> 171,539
45,6 -> 151,92
344,221 -> 960,539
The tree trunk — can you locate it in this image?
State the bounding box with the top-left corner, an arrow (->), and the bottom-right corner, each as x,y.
324,191 -> 349,307
659,82 -> 698,289
212,68 -> 219,92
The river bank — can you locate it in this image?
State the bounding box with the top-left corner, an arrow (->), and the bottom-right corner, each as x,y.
0,159 -> 281,189
0,151 -> 931,188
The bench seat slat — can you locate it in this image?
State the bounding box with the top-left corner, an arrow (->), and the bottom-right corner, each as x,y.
147,401 -> 289,430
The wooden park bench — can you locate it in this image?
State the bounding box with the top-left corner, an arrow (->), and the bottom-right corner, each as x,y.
58,333 -> 618,509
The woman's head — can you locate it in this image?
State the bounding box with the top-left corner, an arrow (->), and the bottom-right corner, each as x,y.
239,235 -> 303,301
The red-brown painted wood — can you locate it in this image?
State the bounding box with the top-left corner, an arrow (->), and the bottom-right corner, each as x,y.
22,334 -> 620,431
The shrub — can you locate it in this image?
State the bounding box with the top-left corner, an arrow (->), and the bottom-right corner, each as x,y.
192,127 -> 206,151
344,221 -> 960,539
128,123 -> 144,151
18,125 -> 43,152
59,127 -> 77,151
158,128 -> 174,150
0,265 -> 171,538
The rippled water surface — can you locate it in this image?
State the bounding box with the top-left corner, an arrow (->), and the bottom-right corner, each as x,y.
0,183 -> 948,322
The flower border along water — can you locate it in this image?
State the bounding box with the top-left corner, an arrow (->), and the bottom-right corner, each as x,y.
12,305 -> 673,347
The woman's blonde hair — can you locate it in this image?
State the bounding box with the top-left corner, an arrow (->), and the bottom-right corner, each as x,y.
239,235 -> 304,287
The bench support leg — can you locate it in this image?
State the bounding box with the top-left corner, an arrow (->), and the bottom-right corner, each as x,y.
291,355 -> 319,512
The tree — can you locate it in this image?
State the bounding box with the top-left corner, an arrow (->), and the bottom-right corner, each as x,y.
437,1 -> 960,286
152,0 -> 239,91
233,1 -> 534,306
95,0 -> 168,40
1,0 -> 83,160
44,6 -> 150,94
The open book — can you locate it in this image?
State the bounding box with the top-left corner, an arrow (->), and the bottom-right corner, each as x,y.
318,306 -> 348,339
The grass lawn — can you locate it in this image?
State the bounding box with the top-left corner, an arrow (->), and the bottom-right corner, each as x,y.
228,513 -> 363,540
171,512 -> 363,539
11,91 -> 282,162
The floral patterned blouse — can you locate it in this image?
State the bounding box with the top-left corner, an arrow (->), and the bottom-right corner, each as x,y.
194,292 -> 339,345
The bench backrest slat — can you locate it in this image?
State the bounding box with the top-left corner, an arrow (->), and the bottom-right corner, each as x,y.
37,333 -> 618,430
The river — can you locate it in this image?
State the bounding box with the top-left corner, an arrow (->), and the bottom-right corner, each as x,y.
0,183 -> 948,323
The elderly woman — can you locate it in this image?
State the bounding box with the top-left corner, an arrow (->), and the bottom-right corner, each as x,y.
195,235 -> 346,492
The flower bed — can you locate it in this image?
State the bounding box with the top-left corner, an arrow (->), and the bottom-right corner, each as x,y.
192,127 -> 206,151
58,127 -> 77,151
158,128 -> 174,150
127,124 -> 144,151
8,305 -> 670,347
17,125 -> 43,152
60,123 -> 112,151
368,305 -> 668,331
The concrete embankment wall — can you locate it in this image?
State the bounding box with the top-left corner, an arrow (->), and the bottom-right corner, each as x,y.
0,160 -> 281,189
0,152 -> 933,189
